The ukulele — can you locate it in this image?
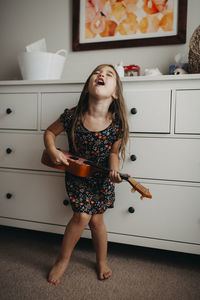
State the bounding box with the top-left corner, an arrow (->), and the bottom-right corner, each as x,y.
41,149 -> 152,199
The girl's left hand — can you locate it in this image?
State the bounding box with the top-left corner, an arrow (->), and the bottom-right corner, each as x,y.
109,170 -> 122,183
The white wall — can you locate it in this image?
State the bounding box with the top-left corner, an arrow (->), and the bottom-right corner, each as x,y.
0,0 -> 199,81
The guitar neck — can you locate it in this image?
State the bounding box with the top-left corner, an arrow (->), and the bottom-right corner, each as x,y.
85,160 -> 129,179
85,160 -> 151,199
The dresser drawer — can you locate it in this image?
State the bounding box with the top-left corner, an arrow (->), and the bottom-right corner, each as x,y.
175,90 -> 200,134
124,89 -> 171,133
0,93 -> 37,130
105,181 -> 200,244
0,171 -> 72,225
0,132 -> 68,171
41,92 -> 80,130
123,137 -> 200,182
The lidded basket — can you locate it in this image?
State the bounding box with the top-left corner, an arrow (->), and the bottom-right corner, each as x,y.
188,25 -> 200,73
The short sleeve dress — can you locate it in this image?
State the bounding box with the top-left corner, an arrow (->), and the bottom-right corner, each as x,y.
60,107 -> 122,215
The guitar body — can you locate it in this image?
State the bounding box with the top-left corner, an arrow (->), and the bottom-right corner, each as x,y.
41,150 -> 100,177
41,149 -> 152,199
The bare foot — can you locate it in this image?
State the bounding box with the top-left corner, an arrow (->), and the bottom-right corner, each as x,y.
47,258 -> 69,286
97,261 -> 112,280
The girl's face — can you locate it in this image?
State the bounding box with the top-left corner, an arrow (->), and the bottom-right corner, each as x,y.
88,66 -> 117,101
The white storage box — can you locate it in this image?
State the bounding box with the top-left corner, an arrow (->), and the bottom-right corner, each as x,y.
18,49 -> 67,80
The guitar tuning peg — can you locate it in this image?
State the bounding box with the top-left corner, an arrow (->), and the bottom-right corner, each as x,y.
131,188 -> 136,193
140,196 -> 144,200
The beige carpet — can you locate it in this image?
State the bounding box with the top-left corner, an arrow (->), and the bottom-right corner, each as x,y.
0,225 -> 200,300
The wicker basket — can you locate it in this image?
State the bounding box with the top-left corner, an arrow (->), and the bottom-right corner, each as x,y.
188,25 -> 200,73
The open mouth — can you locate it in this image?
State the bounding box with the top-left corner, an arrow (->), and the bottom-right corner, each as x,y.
96,78 -> 105,86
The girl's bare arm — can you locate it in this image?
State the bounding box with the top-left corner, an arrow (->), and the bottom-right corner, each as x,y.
109,139 -> 122,183
44,117 -> 69,165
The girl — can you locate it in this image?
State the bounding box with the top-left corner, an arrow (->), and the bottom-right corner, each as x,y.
44,64 -> 129,285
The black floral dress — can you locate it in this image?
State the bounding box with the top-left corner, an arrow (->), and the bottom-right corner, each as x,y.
60,107 -> 122,215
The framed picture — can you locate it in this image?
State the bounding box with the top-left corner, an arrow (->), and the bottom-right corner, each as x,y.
72,0 -> 187,51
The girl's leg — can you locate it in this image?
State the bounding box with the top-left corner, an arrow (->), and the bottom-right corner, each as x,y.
89,213 -> 112,280
48,212 -> 91,285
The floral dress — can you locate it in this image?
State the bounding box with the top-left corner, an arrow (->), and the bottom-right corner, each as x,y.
60,107 -> 122,215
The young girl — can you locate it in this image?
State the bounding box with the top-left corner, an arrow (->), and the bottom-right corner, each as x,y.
44,64 -> 129,285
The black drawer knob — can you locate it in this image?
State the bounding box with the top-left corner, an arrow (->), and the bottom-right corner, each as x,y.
6,148 -> 12,154
6,108 -> 12,114
130,154 -> 137,161
6,193 -> 13,199
63,199 -> 69,206
131,108 -> 137,115
128,207 -> 135,213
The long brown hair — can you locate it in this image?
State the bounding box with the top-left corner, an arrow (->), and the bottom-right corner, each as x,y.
71,64 -> 129,165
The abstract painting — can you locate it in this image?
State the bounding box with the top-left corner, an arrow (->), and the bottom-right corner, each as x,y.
73,0 -> 187,51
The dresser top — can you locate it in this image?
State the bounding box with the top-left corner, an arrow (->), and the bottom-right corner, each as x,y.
0,74 -> 200,86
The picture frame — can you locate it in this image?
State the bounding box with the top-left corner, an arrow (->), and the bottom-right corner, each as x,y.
72,0 -> 187,51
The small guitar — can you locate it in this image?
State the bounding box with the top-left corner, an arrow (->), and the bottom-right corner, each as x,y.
41,149 -> 152,199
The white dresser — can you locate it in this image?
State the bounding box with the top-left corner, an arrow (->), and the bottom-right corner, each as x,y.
0,75 -> 200,255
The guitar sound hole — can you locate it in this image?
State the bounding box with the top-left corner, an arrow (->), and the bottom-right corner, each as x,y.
70,156 -> 79,160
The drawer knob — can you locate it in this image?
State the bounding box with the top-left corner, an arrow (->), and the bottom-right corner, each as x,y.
130,154 -> 137,161
6,148 -> 12,154
6,193 -> 13,199
63,199 -> 69,206
131,108 -> 137,115
128,207 -> 135,213
6,108 -> 12,114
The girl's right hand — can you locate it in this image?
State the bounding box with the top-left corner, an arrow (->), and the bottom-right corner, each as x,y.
47,148 -> 69,166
